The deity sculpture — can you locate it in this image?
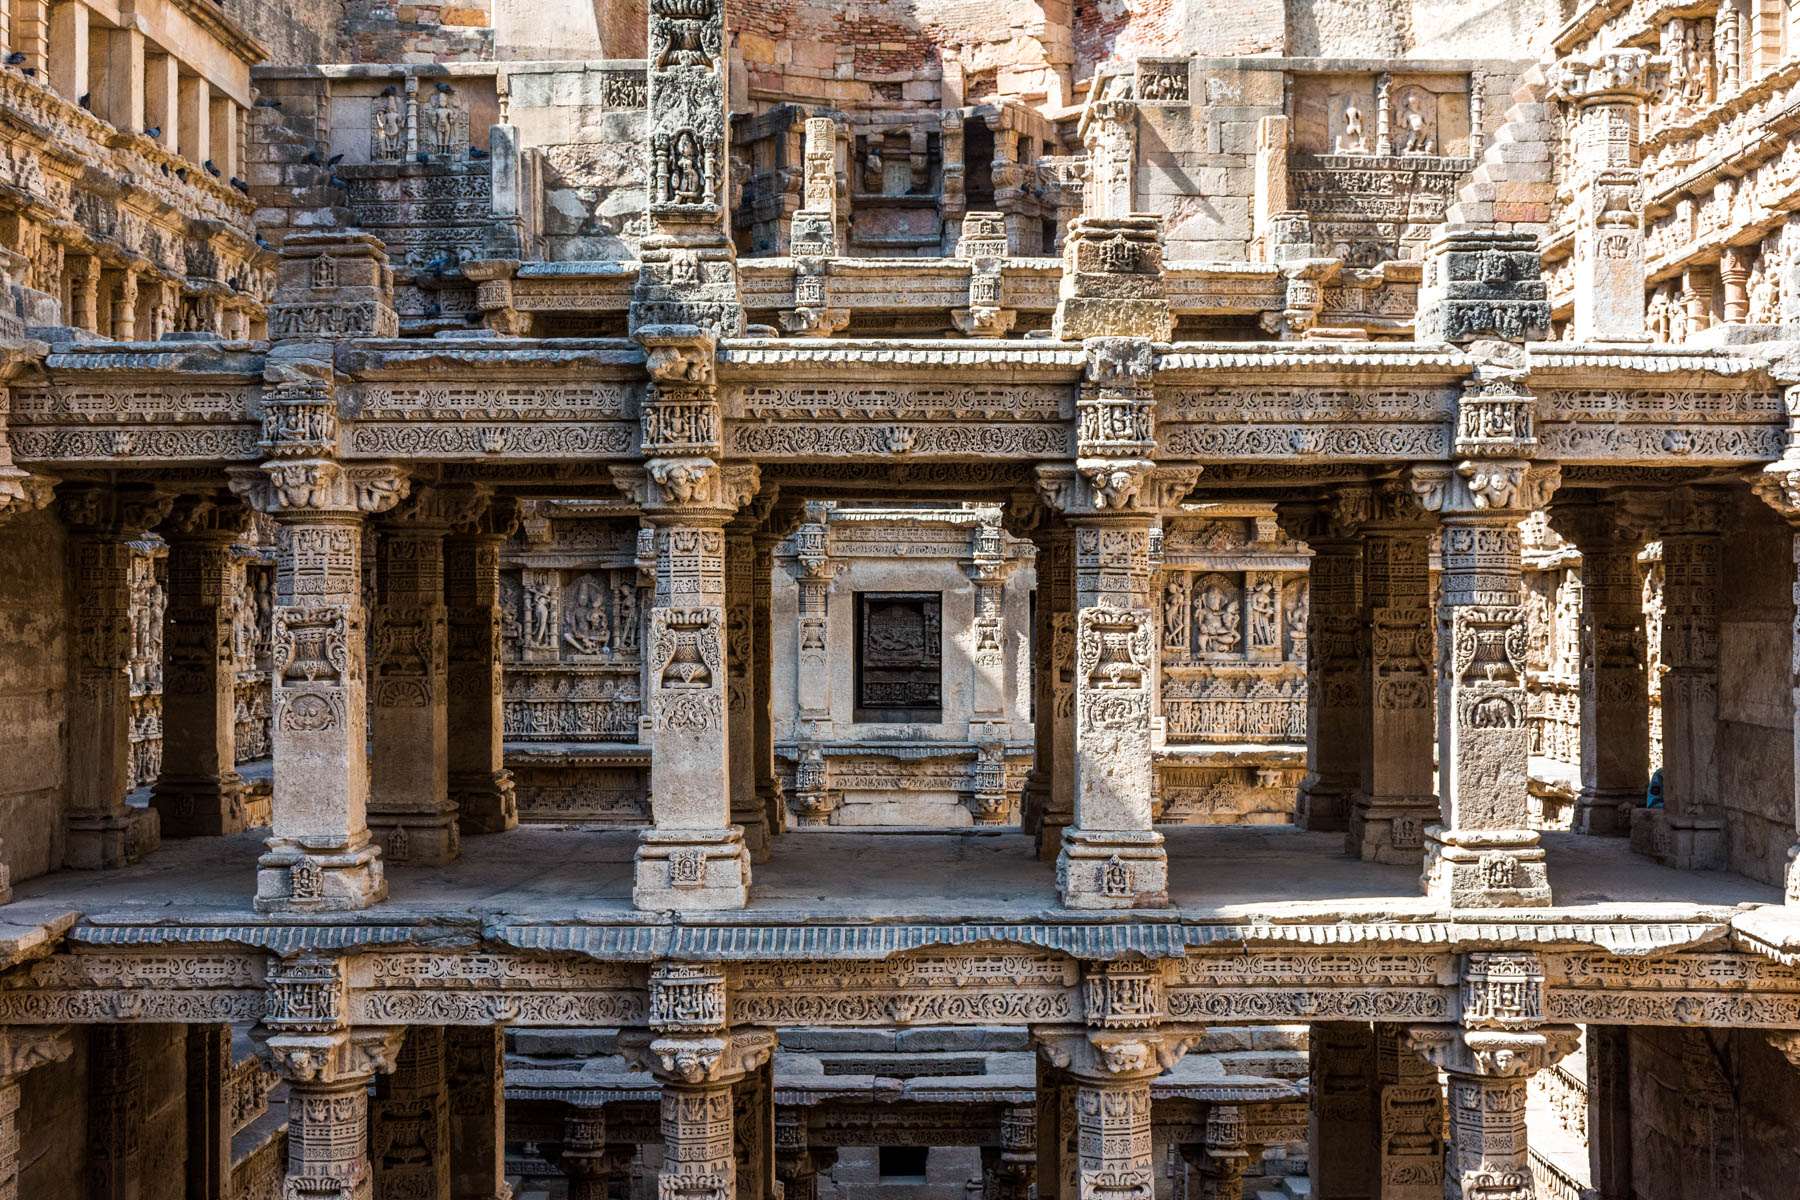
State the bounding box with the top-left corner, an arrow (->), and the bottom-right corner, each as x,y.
1396,93 -> 1433,154
1193,585 -> 1241,655
524,582 -> 555,649
1248,580 -> 1279,649
563,575 -> 612,655
1335,95 -> 1368,153
372,87 -> 404,161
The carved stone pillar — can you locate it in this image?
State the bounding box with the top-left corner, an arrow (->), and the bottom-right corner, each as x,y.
1373,1024 -> 1443,1199
1657,486 -> 1725,868
987,1103 -> 1037,1200
1307,1022 -> 1376,1199
726,523 -> 769,860
751,527 -> 785,840
1035,1056 -> 1079,1200
1753,459 -> 1800,901
784,502 -> 837,828
230,457 -> 411,913
87,1026 -> 146,1200
58,484 -> 172,868
621,327 -> 760,910
735,1059 -> 775,1200
1275,489 -> 1368,835
1722,244 -> 1752,323
619,964 -> 779,1200
152,496 -> 252,838
371,488 -> 481,866
776,1108 -> 835,1200
1034,962 -> 1203,1200
1548,50 -> 1669,342
264,1024 -> 407,1200
1586,1026 -> 1632,1200
446,497 -> 519,837
372,1026 -> 452,1200
1412,461 -> 1560,907
446,1026 -> 509,1200
1406,953 -> 1579,1200
1185,1105 -> 1249,1200
187,1023 -> 233,1200
1032,521 -> 1076,860
1549,493 -> 1653,837
1352,484 -> 1437,863
559,1103 -> 608,1200
0,1026 -> 74,1200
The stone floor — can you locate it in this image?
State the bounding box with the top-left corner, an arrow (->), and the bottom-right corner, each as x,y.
1,823 -> 1780,932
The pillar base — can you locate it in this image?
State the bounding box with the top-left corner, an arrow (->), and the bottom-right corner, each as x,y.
368,809 -> 461,866
1296,779 -> 1352,832
1036,814 -> 1070,862
1422,825 -> 1550,908
64,806 -> 161,870
634,827 -> 751,911
255,836 -> 387,913
1572,788 -> 1633,837
453,770 -> 518,836
1056,828 -> 1168,909
1665,818 -> 1725,871
149,774 -> 248,838
737,811 -> 772,864
1347,793 -> 1436,864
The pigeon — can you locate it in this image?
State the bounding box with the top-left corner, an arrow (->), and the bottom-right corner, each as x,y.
416,151 -> 430,164
423,302 -> 442,318
204,159 -> 220,177
469,146 -> 488,160
425,256 -> 450,274
20,67 -> 34,77
227,276 -> 240,291
143,125 -> 159,138
159,163 -> 169,176
77,92 -> 90,109
5,52 -> 26,65
381,86 -> 397,97
436,81 -> 453,93
327,153 -> 344,166
329,175 -> 350,189
464,310 -> 483,323
254,98 -> 281,109
176,167 -> 188,182
255,236 -> 271,250
303,150 -> 321,165
230,177 -> 248,194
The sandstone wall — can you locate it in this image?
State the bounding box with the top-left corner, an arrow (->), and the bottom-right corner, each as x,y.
223,0 -> 347,67
16,1034 -> 86,1197
1715,493 -> 1795,887
1629,1026 -> 1800,1200
0,505 -> 69,888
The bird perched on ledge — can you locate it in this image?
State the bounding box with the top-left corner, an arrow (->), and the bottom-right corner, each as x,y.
143,125 -> 159,138
5,52 -> 25,66
204,159 -> 220,177
77,92 -> 90,109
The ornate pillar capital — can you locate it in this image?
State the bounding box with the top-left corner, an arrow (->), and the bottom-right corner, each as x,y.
228,460 -> 411,519
0,1025 -> 73,1082
261,1025 -> 406,1087
1547,49 -> 1671,108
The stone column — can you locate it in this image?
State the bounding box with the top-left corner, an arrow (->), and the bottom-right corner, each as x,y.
1406,953 -> 1579,1200
372,1026 -> 452,1200
619,964 -> 779,1200
967,511 -> 1018,824
0,1026 -> 74,1200
58,484 -> 172,869
1549,493 -> 1653,837
736,1058 -> 776,1200
752,526 -> 785,840
1754,459 -> 1800,902
1548,50 -> 1668,343
726,522 -> 770,860
186,1023 -> 233,1200
1307,1022 -> 1376,1199
230,458 -> 411,913
446,497 -> 520,837
371,488 -> 484,866
151,496 -> 252,838
622,326 -> 761,910
1035,1056 -> 1079,1200
264,1025 -> 406,1200
1412,461 -> 1560,907
87,1026 -> 147,1200
1656,486 -> 1725,868
559,1103 -> 608,1200
1373,1024 -> 1442,1200
1033,522 -> 1076,860
1275,489 -> 1369,835
1352,483 -> 1437,862
1185,1106 -> 1249,1200
446,1027 -> 509,1200
988,1103 -> 1037,1200
1586,1026 -> 1632,1200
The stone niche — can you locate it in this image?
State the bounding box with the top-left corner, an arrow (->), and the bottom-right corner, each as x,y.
1288,73 -> 1477,265
499,501 -> 649,824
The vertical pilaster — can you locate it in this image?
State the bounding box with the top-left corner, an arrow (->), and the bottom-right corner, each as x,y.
265,1025 -> 406,1200
1275,490 -> 1369,835
153,497 -> 252,837
446,1027 -> 509,1200
372,1026 -> 452,1200
1034,523 -> 1076,859
87,1026 -> 144,1200
371,489 -> 476,866
988,1103 -> 1037,1200
1586,1026 -> 1632,1200
0,1027 -> 73,1200
1549,493 -> 1653,837
1352,484 -> 1437,862
1373,1025 -> 1442,1200
752,526 -> 784,839
1307,1022 -> 1376,1200
785,502 -> 838,828
58,484 -> 172,868
186,1024 -> 232,1200
1413,461 -> 1560,908
1549,50 -> 1668,343
726,523 -> 769,860
447,498 -> 519,837
1753,461 -> 1800,901
968,510 -> 1017,823
1187,1106 -> 1249,1200
559,1104 -> 608,1200
1657,487 -> 1725,868
1035,1057 -> 1079,1200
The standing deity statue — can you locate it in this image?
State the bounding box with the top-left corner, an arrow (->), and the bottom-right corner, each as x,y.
1336,96 -> 1368,153
1248,580 -> 1279,649
372,87 -> 403,160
